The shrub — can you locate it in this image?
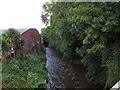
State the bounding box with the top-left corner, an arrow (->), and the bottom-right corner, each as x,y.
2,52 -> 47,88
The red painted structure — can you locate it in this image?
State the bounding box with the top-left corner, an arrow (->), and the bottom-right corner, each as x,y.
21,28 -> 41,54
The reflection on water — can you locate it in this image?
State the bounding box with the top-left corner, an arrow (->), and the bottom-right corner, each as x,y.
45,48 -> 101,89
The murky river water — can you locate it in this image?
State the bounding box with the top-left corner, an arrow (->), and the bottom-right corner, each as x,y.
45,48 -> 102,89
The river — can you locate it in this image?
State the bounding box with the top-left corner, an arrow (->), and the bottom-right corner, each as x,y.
45,47 -> 102,90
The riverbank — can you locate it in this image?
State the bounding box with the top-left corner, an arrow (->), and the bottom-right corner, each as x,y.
2,52 -> 47,88
46,47 -> 105,89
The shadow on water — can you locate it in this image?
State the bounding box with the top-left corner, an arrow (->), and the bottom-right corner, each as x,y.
45,48 -> 104,90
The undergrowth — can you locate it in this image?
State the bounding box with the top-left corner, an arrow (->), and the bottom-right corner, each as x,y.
2,52 -> 47,88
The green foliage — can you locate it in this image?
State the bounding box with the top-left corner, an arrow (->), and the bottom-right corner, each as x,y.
105,50 -> 120,87
41,2 -> 52,26
41,2 -> 120,88
2,52 -> 47,88
106,60 -> 120,87
2,28 -> 25,59
0,60 -> 2,86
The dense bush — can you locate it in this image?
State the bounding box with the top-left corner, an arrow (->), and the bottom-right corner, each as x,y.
2,52 -> 47,88
41,2 -> 120,88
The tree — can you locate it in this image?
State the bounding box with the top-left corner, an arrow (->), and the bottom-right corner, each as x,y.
2,28 -> 25,59
41,2 -> 120,88
41,2 -> 52,26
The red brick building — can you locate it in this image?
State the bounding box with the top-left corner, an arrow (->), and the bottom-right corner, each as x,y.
21,28 -> 41,54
